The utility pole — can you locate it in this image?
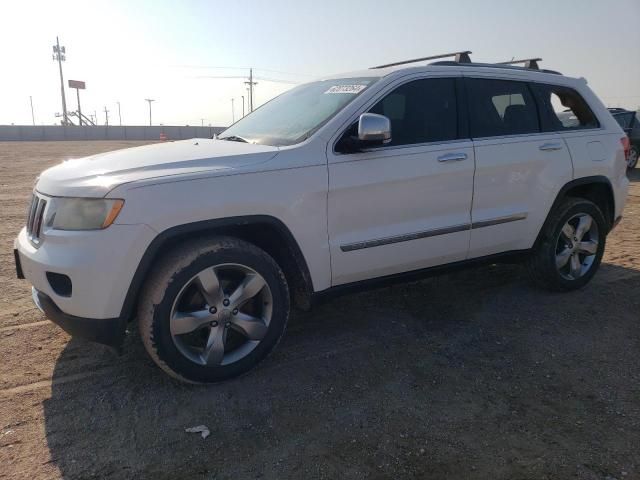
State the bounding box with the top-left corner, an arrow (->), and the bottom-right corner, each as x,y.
52,37 -> 68,125
103,106 -> 109,126
117,101 -> 122,126
244,68 -> 257,112
29,96 -> 35,125
76,89 -> 83,125
68,80 -> 86,126
145,98 -> 155,126
241,95 -> 245,118
200,118 -> 204,127
231,98 -> 235,123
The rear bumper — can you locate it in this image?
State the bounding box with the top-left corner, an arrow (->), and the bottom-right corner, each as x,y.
32,287 -> 125,347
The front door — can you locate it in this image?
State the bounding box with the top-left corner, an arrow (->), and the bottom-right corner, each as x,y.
327,77 -> 475,285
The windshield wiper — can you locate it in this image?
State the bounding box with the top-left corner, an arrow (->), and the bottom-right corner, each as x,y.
218,135 -> 249,143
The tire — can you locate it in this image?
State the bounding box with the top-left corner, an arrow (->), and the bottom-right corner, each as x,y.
527,197 -> 606,292
138,236 -> 289,383
628,145 -> 639,170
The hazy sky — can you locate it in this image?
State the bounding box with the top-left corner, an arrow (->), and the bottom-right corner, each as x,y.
1,0 -> 639,127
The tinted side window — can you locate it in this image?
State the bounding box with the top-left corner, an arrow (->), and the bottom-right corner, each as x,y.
368,78 -> 457,146
466,78 -> 540,138
531,84 -> 599,131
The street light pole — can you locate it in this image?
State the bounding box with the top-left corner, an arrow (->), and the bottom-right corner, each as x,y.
29,96 -> 35,125
52,37 -> 68,125
145,98 -> 155,126
241,95 -> 245,118
231,98 -> 235,123
117,101 -> 122,126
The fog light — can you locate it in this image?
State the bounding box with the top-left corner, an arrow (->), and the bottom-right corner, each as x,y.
46,272 -> 72,297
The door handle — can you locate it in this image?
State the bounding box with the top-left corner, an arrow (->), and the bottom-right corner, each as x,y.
539,142 -> 563,151
437,152 -> 468,162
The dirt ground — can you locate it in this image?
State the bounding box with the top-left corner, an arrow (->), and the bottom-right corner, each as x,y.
0,141 -> 639,480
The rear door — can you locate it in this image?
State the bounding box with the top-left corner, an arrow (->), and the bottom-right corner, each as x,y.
465,77 -> 574,258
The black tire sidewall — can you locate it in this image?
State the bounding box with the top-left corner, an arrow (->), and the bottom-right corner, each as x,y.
540,199 -> 607,290
151,244 -> 289,383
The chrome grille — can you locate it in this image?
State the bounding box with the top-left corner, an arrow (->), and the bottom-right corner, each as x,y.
26,193 -> 47,245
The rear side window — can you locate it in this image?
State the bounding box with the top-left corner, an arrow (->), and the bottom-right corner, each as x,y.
531,84 -> 599,131
466,78 -> 540,138
368,78 -> 458,146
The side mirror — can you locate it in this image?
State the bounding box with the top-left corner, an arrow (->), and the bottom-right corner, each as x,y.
358,113 -> 391,145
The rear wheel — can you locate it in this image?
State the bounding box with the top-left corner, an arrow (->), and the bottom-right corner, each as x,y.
138,236 -> 289,383
527,198 -> 606,291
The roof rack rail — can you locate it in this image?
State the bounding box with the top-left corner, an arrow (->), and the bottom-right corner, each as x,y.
496,58 -> 542,70
371,50 -> 472,69
429,60 -> 562,75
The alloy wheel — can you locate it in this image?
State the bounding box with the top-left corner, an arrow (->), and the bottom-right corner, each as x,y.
169,263 -> 273,366
628,146 -> 639,169
555,213 -> 599,281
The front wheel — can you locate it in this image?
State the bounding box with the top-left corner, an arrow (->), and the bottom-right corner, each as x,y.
527,198 -> 606,291
138,236 -> 289,383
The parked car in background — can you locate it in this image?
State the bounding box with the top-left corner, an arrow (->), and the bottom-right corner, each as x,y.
610,108 -> 640,169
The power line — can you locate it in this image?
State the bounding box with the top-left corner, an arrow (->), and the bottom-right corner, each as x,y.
255,76 -> 299,84
173,64 -> 314,78
192,74 -> 300,84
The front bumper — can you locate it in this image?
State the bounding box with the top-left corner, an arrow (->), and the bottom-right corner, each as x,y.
15,223 -> 156,319
32,287 -> 125,347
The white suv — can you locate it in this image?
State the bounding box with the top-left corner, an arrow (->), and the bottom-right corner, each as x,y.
14,52 -> 630,383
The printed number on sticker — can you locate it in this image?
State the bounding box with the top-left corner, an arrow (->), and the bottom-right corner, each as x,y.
325,85 -> 367,94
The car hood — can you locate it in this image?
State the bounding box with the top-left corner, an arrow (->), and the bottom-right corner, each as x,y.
35,139 -> 280,197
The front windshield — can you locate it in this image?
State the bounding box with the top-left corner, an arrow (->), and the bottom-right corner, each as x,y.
218,77 -> 379,146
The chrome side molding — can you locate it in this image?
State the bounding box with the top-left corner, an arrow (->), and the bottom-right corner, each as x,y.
340,213 -> 528,252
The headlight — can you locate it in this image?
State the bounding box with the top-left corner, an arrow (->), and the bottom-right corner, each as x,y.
45,198 -> 125,231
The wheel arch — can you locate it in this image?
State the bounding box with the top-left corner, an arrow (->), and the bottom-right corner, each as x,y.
119,215 -> 314,322
534,175 -> 615,248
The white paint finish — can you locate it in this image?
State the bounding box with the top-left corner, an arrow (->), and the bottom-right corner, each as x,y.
15,62 -> 631,324
587,141 -> 605,161
15,223 -> 156,318
469,133 -> 573,257
567,131 -> 630,218
36,139 -> 280,198
327,142 -> 475,285
115,157 -> 331,292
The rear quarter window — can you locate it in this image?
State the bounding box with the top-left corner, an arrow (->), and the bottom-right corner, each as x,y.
530,84 -> 599,132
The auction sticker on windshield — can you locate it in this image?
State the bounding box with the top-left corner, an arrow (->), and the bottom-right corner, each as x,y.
325,85 -> 368,94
